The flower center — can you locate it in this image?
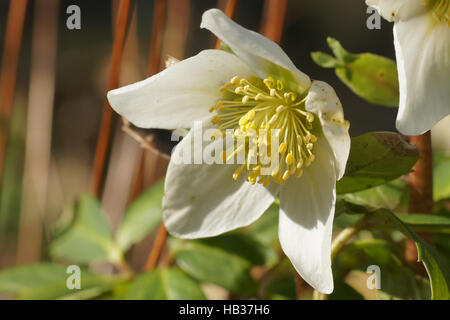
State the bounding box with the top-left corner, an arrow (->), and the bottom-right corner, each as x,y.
426,0 -> 450,25
210,75 -> 318,186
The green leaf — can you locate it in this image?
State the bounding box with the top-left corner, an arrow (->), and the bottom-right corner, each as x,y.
397,214 -> 450,234
313,37 -> 399,107
49,195 -> 123,264
435,234 -> 450,262
328,278 -> 364,300
171,233 -> 276,296
327,37 -> 357,63
433,153 -> 450,201
259,258 -> 296,300
364,209 -> 450,299
0,263 -> 122,300
246,204 -> 279,246
126,268 -> 205,300
311,52 -> 342,68
334,239 -> 430,300
337,132 -> 419,194
340,179 -> 407,211
334,198 -> 450,235
116,180 -> 164,251
333,212 -> 363,230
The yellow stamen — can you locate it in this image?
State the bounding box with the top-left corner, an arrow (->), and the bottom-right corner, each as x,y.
279,142 -> 287,155
209,75 -> 319,184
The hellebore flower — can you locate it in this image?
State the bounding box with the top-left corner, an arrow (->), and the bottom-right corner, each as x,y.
366,0 -> 450,135
107,9 -> 350,293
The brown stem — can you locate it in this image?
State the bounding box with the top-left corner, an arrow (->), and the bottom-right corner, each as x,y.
0,0 -> 28,188
126,0 -> 168,200
294,273 -> 303,299
147,0 -> 167,76
133,0 -> 170,272
406,131 -> 433,263
261,0 -> 287,43
144,223 -> 168,270
89,0 -> 132,196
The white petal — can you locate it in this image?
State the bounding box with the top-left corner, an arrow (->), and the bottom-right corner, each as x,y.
394,16 -> 450,135
305,81 -> 350,180
162,122 -> 279,239
279,141 -> 336,294
366,0 -> 427,22
107,49 -> 252,129
201,9 -> 310,92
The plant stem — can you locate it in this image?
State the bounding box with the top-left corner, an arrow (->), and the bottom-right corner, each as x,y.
144,222 -> 168,270
0,0 -> 28,189
147,0 -> 167,76
294,273 -> 304,299
330,225 -> 361,261
90,0 -> 132,195
261,0 -> 287,44
406,131 -> 433,263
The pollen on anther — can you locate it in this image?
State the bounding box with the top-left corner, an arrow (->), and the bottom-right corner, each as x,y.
286,153 -> 294,165
210,74 -> 319,185
279,142 -> 287,154
282,170 -> 291,181
230,76 -> 240,85
235,87 -> 244,94
277,80 -> 284,91
212,116 -> 221,124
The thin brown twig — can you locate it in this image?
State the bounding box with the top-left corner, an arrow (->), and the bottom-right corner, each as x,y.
144,222 -> 169,270
261,0 -> 287,43
140,0 -> 171,272
89,0 -> 132,196
0,0 -> 28,188
124,0 -> 168,201
148,0 -> 167,76
406,131 -> 433,263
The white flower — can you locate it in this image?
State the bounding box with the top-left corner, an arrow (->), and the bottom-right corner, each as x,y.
107,9 -> 350,294
366,0 -> 450,135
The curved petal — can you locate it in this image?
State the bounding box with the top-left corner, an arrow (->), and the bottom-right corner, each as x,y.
163,122 -> 279,239
107,49 -> 252,129
366,0 -> 427,22
279,140 -> 336,294
394,15 -> 450,135
201,9 -> 310,92
305,81 -> 350,180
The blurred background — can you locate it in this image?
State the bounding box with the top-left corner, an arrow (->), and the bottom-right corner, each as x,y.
0,0 -> 447,275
